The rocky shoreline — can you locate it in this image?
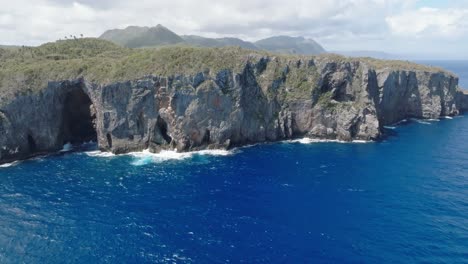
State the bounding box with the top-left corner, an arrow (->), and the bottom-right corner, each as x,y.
1,52 -> 467,165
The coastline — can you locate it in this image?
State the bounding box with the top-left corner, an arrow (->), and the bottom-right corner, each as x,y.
2,115 -> 463,168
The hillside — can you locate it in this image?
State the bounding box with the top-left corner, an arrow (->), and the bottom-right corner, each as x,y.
182,35 -> 259,50
100,25 -> 184,48
0,38 -> 450,98
99,25 -> 326,55
255,36 -> 326,55
332,50 -> 397,60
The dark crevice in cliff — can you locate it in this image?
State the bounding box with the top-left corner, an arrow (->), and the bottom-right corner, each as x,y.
202,129 -> 211,145
106,133 -> 113,148
62,87 -> 97,144
157,116 -> 172,143
27,134 -> 37,152
136,112 -> 145,136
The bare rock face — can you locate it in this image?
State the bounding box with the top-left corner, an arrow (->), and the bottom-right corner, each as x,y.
456,90 -> 468,112
375,70 -> 459,124
0,79 -> 96,163
0,57 -> 465,164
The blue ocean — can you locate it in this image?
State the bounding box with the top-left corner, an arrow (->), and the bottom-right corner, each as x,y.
0,62 -> 468,263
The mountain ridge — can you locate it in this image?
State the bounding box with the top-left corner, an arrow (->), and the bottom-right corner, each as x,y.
99,25 -> 326,55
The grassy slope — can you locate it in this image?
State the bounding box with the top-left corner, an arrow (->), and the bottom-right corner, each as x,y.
100,25 -> 184,48
0,38 -> 452,102
255,36 -> 326,55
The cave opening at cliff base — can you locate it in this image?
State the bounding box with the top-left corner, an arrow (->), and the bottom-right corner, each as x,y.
62,87 -> 97,145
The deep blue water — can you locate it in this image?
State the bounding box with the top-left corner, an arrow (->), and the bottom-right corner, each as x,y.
0,61 -> 468,263
0,118 -> 467,263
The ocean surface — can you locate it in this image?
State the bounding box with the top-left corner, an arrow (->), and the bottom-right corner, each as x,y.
0,62 -> 468,263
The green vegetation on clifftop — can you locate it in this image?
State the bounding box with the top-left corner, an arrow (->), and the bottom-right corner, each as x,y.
0,38 -> 455,102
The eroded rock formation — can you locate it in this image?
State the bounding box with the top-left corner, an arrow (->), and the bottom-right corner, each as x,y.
0,56 -> 466,164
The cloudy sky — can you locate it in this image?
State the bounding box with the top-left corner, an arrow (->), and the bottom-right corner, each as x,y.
1,0 -> 467,59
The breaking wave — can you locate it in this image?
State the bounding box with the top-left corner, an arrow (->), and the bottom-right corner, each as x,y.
394,119 -> 408,125
129,149 -> 234,166
85,151 -> 116,158
410,118 -> 432,125
0,161 -> 21,168
84,148 -> 234,166
60,143 -> 73,152
289,138 -> 371,144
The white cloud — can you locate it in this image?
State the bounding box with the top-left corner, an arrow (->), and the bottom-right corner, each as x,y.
0,0 -> 466,58
0,0 -> 408,43
386,7 -> 468,37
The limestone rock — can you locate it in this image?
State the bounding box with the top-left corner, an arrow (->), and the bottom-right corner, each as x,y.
0,57 -> 466,164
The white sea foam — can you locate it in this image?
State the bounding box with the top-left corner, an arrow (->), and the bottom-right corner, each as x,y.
394,119 -> 408,125
383,126 -> 397,130
352,140 -> 371,144
195,149 -> 233,156
410,118 -> 431,125
60,142 -> 73,152
0,161 -> 21,168
441,116 -> 454,119
289,138 -> 371,144
129,149 -> 234,166
85,150 -> 116,158
129,149 -> 193,164
85,148 -> 234,165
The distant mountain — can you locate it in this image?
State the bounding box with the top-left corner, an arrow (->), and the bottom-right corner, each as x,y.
180,35 -> 220,48
255,36 -> 326,55
100,25 -> 184,48
99,25 -> 326,55
100,26 -> 150,47
182,35 -> 259,50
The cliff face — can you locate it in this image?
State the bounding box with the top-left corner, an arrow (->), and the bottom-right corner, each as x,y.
456,90 -> 468,112
0,56 -> 464,163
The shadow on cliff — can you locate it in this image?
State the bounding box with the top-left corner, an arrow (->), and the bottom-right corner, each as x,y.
61,84 -> 97,145
378,71 -> 424,126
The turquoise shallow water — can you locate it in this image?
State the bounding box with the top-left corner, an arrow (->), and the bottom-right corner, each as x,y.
0,117 -> 467,263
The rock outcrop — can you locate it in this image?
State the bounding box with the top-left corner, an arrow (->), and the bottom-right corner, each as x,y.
456,90 -> 468,112
0,54 -> 465,164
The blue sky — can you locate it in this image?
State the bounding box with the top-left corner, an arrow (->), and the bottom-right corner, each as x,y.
0,0 -> 467,59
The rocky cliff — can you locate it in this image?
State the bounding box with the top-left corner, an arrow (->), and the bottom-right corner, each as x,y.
0,40 -> 465,164
456,90 -> 468,112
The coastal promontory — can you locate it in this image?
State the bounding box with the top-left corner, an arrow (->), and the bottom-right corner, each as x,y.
0,39 -> 466,164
